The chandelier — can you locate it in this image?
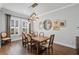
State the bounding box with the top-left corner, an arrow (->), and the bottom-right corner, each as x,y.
28,3 -> 39,22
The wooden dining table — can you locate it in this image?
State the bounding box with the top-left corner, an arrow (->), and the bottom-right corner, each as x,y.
31,36 -> 50,54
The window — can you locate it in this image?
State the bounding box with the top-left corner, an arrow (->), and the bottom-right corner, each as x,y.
10,28 -> 14,34
15,28 -> 18,34
10,17 -> 19,35
10,20 -> 14,27
15,20 -> 18,27
10,16 -> 27,35
22,21 -> 27,32
22,21 -> 25,27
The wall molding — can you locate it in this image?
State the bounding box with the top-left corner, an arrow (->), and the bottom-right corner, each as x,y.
39,3 -> 78,16
54,41 -> 76,49
1,8 -> 27,19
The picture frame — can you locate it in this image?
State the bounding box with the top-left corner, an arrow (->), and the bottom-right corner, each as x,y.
60,20 -> 66,27
43,20 -> 52,30
53,20 -> 60,30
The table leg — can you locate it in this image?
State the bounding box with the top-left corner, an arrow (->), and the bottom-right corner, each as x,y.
0,42 -> 1,48
0,40 -> 1,48
36,42 -> 39,54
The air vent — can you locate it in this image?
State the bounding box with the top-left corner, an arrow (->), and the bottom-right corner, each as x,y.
32,3 -> 38,8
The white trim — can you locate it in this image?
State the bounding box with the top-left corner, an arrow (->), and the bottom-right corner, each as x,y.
54,41 -> 76,49
39,3 -> 78,16
0,3 -> 3,9
11,38 -> 21,41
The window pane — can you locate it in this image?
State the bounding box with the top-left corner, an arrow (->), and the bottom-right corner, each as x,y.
22,28 -> 26,32
10,20 -> 14,27
10,28 -> 14,34
15,28 -> 18,34
15,20 -> 18,27
23,21 -> 26,27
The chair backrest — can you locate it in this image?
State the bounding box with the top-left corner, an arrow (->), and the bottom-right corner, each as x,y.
1,32 -> 8,38
31,32 -> 34,34
27,34 -> 32,42
22,32 -> 28,42
49,34 -> 55,45
34,32 -> 38,36
22,33 -> 26,39
30,32 -> 34,36
24,33 -> 28,37
39,32 -> 44,37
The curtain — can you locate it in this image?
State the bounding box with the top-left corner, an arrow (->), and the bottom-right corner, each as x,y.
29,23 -> 31,34
5,14 -> 11,37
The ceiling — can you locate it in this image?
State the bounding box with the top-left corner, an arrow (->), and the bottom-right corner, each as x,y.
0,3 -> 73,16
34,3 -> 71,15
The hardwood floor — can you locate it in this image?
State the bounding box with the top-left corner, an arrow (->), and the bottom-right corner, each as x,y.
0,40 -> 77,55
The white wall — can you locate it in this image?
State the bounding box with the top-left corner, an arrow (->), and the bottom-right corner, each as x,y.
0,10 -> 6,33
33,4 -> 79,48
0,4 -> 3,9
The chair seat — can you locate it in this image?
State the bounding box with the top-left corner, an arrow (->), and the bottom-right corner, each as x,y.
2,38 -> 11,40
23,40 -> 26,42
28,42 -> 36,45
41,43 -> 49,48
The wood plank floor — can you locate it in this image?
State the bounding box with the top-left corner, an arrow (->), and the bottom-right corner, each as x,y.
0,40 -> 77,55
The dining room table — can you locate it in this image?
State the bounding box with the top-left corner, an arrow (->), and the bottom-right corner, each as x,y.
31,35 -> 50,54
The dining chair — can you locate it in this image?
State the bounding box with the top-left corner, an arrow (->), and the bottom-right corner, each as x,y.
24,32 -> 28,38
34,32 -> 38,36
30,32 -> 34,36
41,34 -> 55,55
0,32 -> 11,46
39,32 -> 48,45
39,32 -> 44,37
31,32 -> 34,34
22,32 -> 28,47
27,34 -> 36,51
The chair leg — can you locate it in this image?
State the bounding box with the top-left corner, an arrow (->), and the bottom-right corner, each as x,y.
28,44 -> 30,50
30,43 -> 32,52
31,46 -> 32,52
49,48 -> 51,55
45,48 -> 47,55
0,41 -> 1,48
22,42 -> 25,47
36,43 -> 39,54
9,39 -> 11,46
23,43 -> 26,47
49,46 -> 53,55
51,46 -> 53,55
46,48 -> 48,55
9,39 -> 11,43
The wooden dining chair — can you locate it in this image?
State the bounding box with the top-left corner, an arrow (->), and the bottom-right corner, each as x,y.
34,32 -> 38,36
22,32 -> 28,47
27,34 -> 36,51
0,32 -> 11,46
30,32 -> 34,36
39,32 -> 44,37
41,34 -> 55,55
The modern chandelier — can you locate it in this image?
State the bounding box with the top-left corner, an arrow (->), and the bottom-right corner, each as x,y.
28,3 -> 39,22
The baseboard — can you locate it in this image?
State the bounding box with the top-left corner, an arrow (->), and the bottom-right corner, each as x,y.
11,39 -> 76,49
11,39 -> 21,42
54,41 -> 76,49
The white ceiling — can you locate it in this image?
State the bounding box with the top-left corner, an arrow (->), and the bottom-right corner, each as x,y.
0,3 -> 3,9
0,3 -> 73,16
35,3 -> 71,14
2,3 -> 33,15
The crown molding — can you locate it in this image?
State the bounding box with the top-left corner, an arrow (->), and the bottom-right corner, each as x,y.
0,3 -> 3,10
1,8 -> 28,19
39,4 -> 78,16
